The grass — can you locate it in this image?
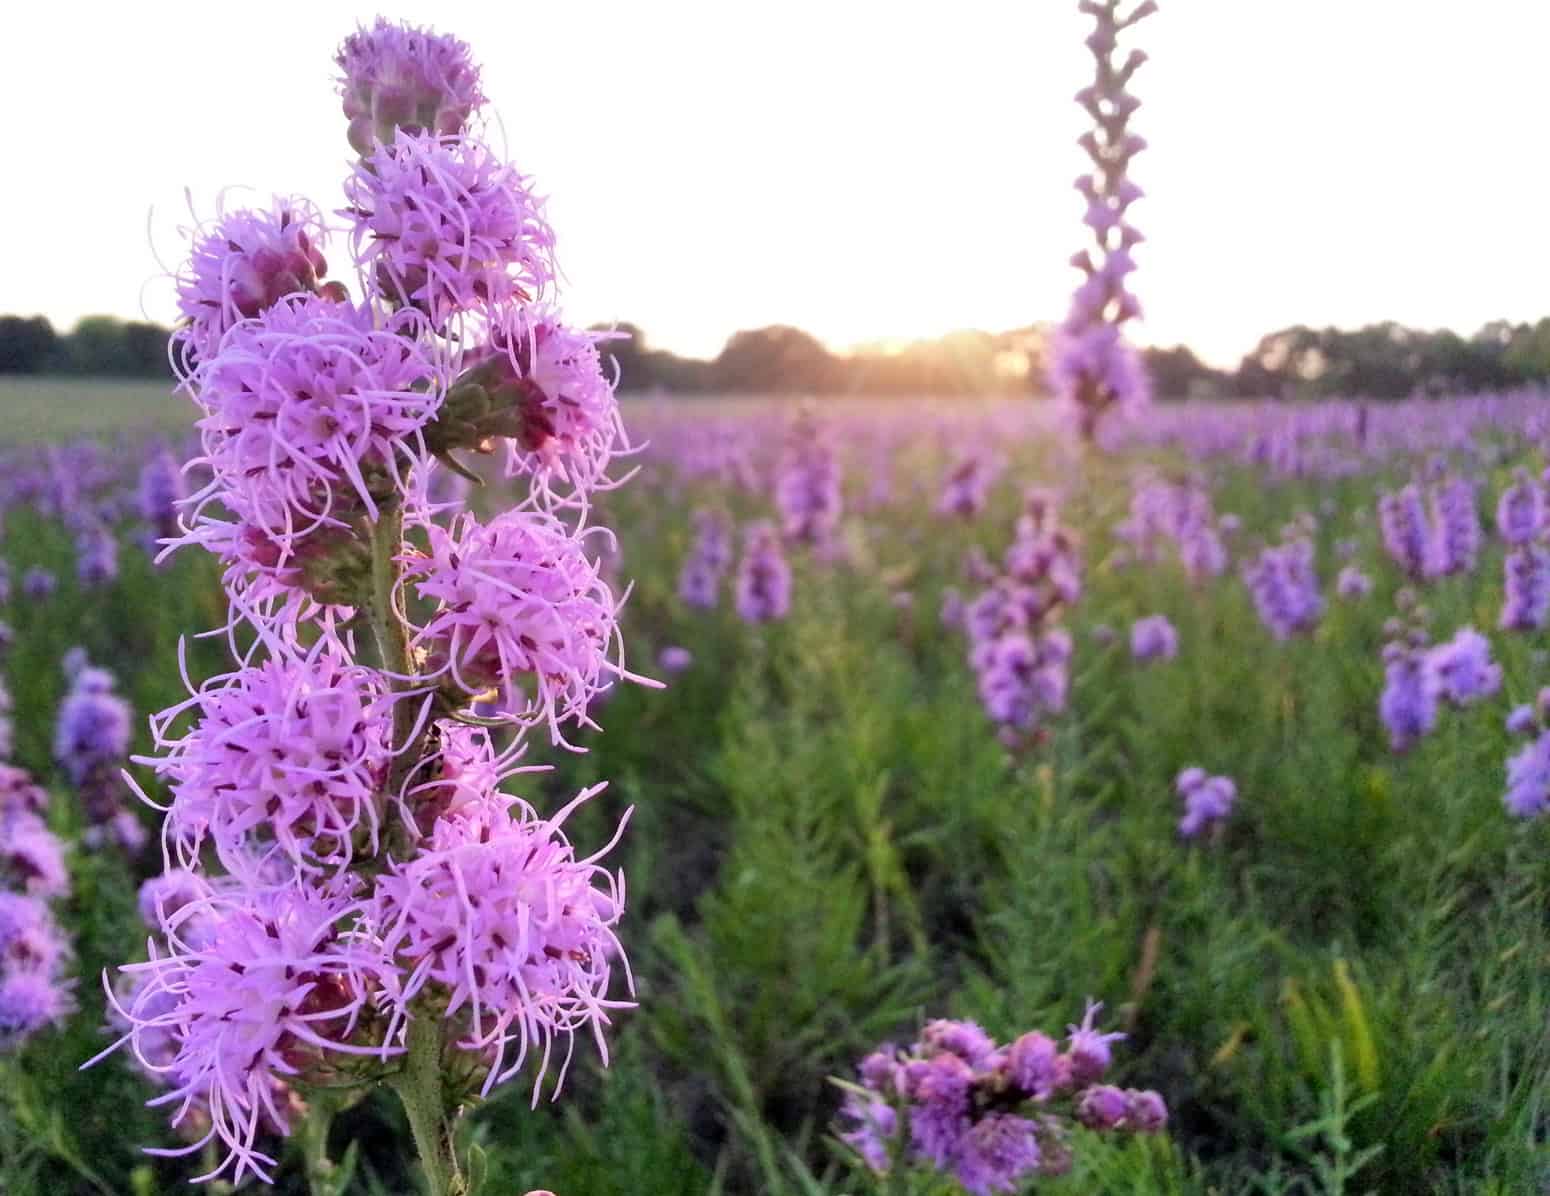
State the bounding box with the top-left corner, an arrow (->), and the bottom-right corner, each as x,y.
0,378 -> 188,445
0,387 -> 1547,1194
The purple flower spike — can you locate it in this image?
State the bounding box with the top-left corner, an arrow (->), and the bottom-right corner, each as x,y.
1243,537 -> 1323,640
1501,545 -> 1550,632
0,970 -> 73,1049
1050,0 -> 1155,443
735,521 -> 793,623
1496,469 -> 1544,546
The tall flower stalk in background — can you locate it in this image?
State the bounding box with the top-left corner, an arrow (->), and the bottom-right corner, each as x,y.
962,490 -> 1082,748
88,20 -> 644,1194
1050,0 -> 1157,443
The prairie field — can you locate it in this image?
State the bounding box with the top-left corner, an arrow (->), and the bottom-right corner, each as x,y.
1,384 -> 1548,1195
0,379 -> 189,446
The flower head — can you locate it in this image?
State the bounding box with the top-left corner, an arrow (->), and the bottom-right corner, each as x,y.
1425,476 -> 1480,578
1380,641 -> 1439,754
0,765 -> 49,821
94,879 -> 396,1185
657,645 -> 693,674
0,814 -> 69,899
442,310 -> 623,496
345,132 -> 554,330
0,892 -> 69,974
1065,1001 -> 1124,1085
1426,626 -> 1501,707
190,295 -> 441,540
1496,469 -> 1544,546
1243,538 -> 1323,640
406,510 -> 623,742
371,789 -> 630,1098
139,445 -> 188,540
1176,768 -> 1237,839
775,415 -> 842,546
175,198 -> 340,370
839,1089 -> 897,1173
903,1051 -> 973,1165
953,1113 -> 1041,1196
54,667 -> 132,789
919,1019 -> 997,1069
1130,614 -> 1177,662
0,970 -> 72,1048
151,646 -> 395,877
1501,545 -> 1550,632
337,18 -> 486,154
1379,485 -> 1430,580
1003,1030 -> 1060,1099
1505,731 -> 1550,818
1336,564 -> 1373,599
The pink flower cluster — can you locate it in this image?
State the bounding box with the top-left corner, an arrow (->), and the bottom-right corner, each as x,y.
1175,767 -> 1237,839
0,763 -> 73,1050
95,20 -> 642,1187
837,1005 -> 1165,1195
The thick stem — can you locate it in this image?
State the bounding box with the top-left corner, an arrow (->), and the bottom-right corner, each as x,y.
369,504 -> 412,717
388,1015 -> 466,1196
299,1093 -> 339,1196
368,503 -> 430,798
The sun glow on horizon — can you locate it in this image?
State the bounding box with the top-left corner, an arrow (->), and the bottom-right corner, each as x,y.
4,1 -> 1548,374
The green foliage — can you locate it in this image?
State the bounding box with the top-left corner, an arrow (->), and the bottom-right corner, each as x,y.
2,402 -> 1549,1194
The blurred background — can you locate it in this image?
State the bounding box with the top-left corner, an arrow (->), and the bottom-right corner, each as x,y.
5,0 -> 1550,417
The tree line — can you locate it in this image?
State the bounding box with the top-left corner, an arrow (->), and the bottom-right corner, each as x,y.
5,312 -> 1550,399
0,315 -> 175,379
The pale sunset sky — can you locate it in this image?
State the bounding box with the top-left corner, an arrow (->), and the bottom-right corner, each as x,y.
5,1 -> 1546,366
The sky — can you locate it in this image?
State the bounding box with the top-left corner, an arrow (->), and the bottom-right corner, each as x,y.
5,1 -> 1548,367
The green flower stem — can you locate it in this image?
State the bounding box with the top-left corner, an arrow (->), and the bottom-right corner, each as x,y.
370,502 -> 464,1193
388,1015 -> 466,1196
367,501 -> 437,818
299,1092 -> 340,1196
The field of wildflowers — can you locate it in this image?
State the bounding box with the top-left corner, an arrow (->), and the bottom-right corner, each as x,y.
3,11 -> 1550,1196
5,389 -> 1550,1194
